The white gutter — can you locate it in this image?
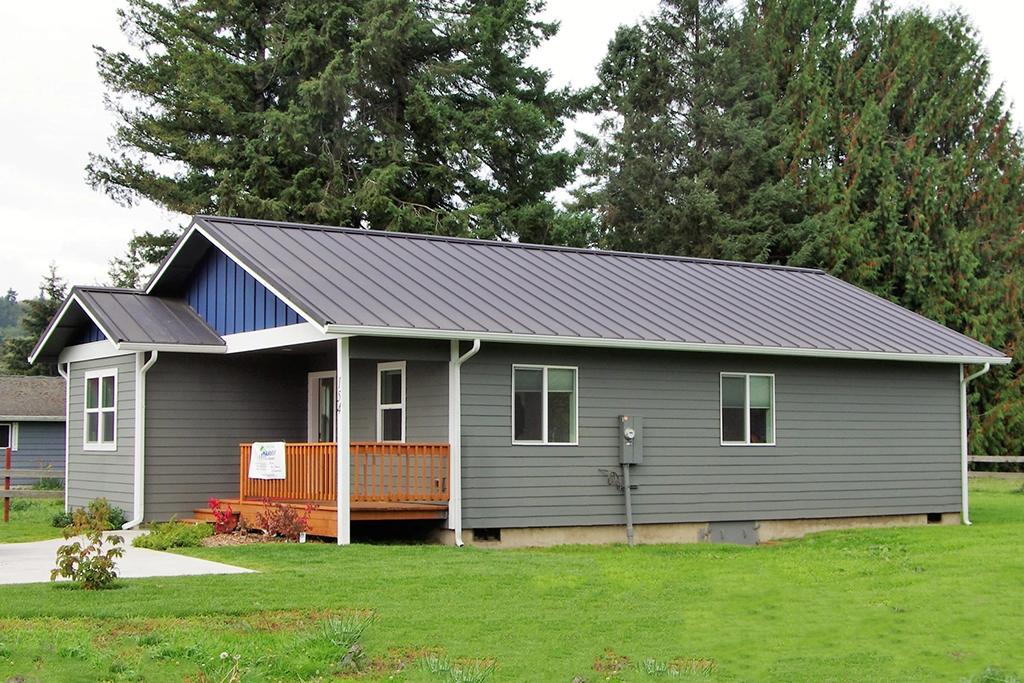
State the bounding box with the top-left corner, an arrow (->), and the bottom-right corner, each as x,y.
325,324 -> 1009,367
960,362 -> 991,526
123,351 -> 159,529
449,339 -> 481,547
57,363 -> 70,513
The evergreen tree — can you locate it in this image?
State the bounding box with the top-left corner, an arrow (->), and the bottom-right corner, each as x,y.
574,0 -> 782,258
88,0 -> 579,245
582,0 -> 1024,453
0,289 -> 24,342
0,266 -> 67,376
108,229 -> 181,289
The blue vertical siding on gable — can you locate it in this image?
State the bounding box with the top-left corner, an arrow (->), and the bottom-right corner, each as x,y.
71,320 -> 106,345
184,249 -> 302,335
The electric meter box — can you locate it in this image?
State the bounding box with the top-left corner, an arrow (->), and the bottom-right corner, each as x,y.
619,415 -> 643,465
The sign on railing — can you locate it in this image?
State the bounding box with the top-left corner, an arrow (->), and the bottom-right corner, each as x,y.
238,442 -> 450,504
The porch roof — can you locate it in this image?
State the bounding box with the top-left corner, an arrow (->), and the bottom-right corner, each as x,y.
140,215 -> 1006,365
31,287 -> 225,363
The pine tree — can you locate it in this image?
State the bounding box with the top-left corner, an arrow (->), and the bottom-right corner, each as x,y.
88,0 -> 579,245
1,266 -> 67,376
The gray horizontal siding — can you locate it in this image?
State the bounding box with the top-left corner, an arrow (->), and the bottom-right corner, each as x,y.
144,353 -> 307,520
67,355 -> 136,513
7,421 -> 65,485
460,344 -> 962,529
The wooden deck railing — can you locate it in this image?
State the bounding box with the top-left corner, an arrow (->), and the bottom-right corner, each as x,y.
351,442 -> 449,502
239,442 -> 449,503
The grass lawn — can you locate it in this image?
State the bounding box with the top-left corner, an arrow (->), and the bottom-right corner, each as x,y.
0,497 -> 64,543
1,480 -> 1022,682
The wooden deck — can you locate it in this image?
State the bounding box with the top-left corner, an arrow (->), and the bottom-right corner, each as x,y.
194,442 -> 451,537
194,498 -> 448,537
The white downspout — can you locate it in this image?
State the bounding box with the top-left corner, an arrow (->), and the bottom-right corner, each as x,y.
449,339 -> 481,547
960,362 -> 991,526
123,351 -> 159,529
57,362 -> 70,512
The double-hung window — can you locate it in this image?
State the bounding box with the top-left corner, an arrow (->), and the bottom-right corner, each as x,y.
721,373 -> 774,445
513,365 -> 577,445
377,362 -> 406,442
84,369 -> 117,451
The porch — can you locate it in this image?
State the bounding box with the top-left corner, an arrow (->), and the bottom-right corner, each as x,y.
193,442 -> 450,537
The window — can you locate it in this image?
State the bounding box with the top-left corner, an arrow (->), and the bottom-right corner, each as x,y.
721,373 -> 774,445
307,371 -> 336,443
0,423 -> 16,451
377,362 -> 405,442
513,365 -> 577,445
84,369 -> 117,451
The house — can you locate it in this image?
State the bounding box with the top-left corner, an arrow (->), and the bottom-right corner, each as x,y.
0,375 -> 66,486
30,216 -> 1009,547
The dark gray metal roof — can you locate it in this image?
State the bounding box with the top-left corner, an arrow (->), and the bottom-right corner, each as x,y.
75,288 -> 225,348
150,216 -> 1005,364
0,376 -> 65,421
31,287 -> 225,363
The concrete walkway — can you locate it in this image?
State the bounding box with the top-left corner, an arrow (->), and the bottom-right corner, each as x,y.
0,530 -> 255,585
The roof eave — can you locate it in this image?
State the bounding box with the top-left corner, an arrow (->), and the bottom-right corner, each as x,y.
323,324 -> 1009,365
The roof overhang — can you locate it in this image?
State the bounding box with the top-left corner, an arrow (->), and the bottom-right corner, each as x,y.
323,324 -> 1011,366
30,291 -> 118,365
0,415 -> 65,423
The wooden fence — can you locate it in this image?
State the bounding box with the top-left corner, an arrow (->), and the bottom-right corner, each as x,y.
3,447 -> 64,522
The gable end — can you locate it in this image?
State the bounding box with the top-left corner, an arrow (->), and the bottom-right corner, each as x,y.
184,248 -> 302,335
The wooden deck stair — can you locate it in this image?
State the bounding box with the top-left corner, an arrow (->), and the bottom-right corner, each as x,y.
192,442 -> 451,538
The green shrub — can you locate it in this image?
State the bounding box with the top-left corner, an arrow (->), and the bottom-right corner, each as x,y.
51,501 -> 124,589
34,477 -> 64,491
133,519 -> 213,550
50,498 -> 126,530
52,509 -> 73,528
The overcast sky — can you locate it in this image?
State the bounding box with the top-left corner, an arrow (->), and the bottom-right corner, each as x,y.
1,0 -> 1021,299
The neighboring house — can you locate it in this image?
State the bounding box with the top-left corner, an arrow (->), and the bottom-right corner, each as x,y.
0,375 -> 66,485
31,216 -> 1009,547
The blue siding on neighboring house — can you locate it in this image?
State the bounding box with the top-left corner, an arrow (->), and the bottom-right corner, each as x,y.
71,320 -> 105,345
7,421 -> 65,486
184,248 -> 302,335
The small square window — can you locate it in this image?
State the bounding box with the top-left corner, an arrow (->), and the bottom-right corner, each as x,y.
721,373 -> 774,446
513,365 -> 577,445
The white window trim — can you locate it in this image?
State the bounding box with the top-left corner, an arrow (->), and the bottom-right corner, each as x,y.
0,422 -> 17,451
511,364 -> 579,446
720,372 -> 776,446
307,371 -> 337,443
83,368 -> 117,452
377,361 -> 406,443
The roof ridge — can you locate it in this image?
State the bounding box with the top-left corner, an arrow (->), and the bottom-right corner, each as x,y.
196,216 -> 826,275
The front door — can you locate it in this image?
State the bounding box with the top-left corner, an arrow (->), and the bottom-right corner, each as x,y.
308,371 -> 335,442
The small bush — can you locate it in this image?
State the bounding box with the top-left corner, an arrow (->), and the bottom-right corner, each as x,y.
52,509 -> 74,528
51,498 -> 125,530
34,477 -> 64,491
961,668 -> 1022,683
133,519 -> 213,550
51,501 -> 124,589
256,499 -> 315,541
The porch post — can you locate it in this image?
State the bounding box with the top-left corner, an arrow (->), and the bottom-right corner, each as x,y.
336,337 -> 351,545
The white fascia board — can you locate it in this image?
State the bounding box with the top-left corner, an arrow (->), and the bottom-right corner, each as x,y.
144,222 -> 200,294
117,342 -> 226,354
148,222 -> 327,334
57,340 -> 129,365
0,415 -> 65,423
30,292 -> 120,365
224,323 -> 335,354
323,324 -> 1010,366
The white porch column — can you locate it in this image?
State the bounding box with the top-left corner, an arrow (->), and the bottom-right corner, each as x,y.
336,337 -> 351,545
